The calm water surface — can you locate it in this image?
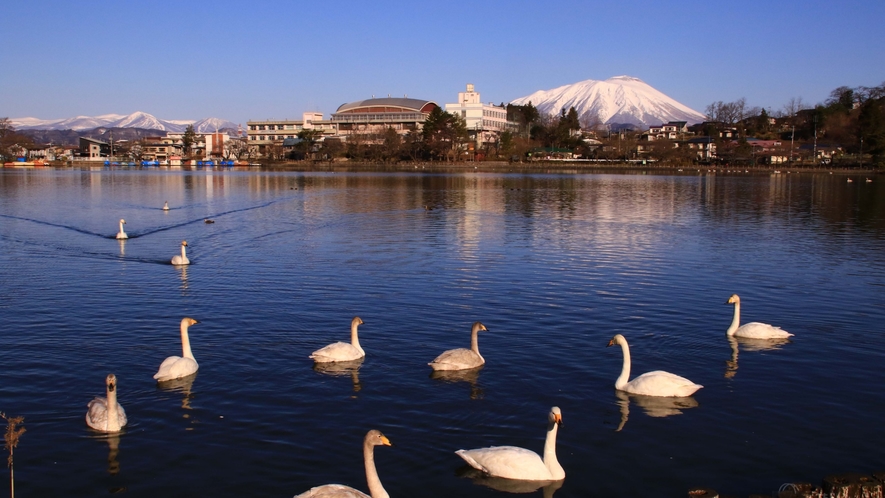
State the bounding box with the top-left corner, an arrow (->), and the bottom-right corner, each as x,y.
1,168 -> 883,497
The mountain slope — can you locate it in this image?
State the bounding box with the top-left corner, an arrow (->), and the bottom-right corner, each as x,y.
511,76 -> 706,127
11,112 -> 237,133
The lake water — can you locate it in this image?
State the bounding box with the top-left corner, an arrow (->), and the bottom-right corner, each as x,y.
0,167 -> 883,497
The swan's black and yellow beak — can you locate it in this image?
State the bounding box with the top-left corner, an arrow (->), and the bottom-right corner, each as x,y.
554,413 -> 563,427
380,435 -> 392,447
606,339 -> 615,347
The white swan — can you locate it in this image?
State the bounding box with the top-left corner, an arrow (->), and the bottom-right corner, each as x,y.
456,406 -> 564,481
171,240 -> 190,265
86,373 -> 127,433
607,334 -> 702,397
725,294 -> 792,339
154,317 -> 200,382
116,219 -> 128,239
163,201 -> 170,211
294,429 -> 392,498
428,321 -> 488,371
310,317 -> 365,363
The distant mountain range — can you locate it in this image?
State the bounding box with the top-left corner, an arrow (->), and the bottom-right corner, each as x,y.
10,112 -> 239,133
511,76 -> 706,128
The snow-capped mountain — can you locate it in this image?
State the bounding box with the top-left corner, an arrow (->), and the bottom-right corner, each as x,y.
10,112 -> 238,133
511,76 -> 706,128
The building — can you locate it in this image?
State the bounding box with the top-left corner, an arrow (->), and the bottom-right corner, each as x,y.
644,121 -> 689,141
246,112 -> 336,155
331,97 -> 438,138
445,84 -> 516,148
79,137 -> 110,160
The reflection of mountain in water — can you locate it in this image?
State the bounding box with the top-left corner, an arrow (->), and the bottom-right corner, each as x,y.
615,390 -> 699,431
430,366 -> 484,400
313,359 -> 363,393
725,336 -> 792,379
457,466 -> 564,497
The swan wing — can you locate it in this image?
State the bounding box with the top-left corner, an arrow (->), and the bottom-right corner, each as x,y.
310,342 -> 364,363
734,322 -> 793,339
294,484 -> 370,498
456,446 -> 551,481
624,370 -> 703,397
429,348 -> 483,371
154,356 -> 198,381
86,397 -> 109,430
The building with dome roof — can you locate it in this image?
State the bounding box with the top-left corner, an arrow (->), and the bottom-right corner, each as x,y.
331,97 -> 439,137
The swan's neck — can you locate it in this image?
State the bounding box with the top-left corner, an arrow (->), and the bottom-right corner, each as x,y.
470,326 -> 482,359
726,302 -> 741,336
106,387 -> 120,431
351,322 -> 364,355
181,322 -> 195,360
363,442 -> 389,498
543,420 -> 565,480
118,222 -> 125,234
180,244 -> 188,260
615,340 -> 631,390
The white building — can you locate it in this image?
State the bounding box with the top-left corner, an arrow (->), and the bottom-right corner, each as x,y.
445,84 -> 516,149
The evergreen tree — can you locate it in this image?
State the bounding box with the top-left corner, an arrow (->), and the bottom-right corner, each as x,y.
182,125 -> 196,156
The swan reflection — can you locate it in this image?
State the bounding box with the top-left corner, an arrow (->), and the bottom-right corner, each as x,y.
157,373 -> 197,413
430,366 -> 484,400
615,390 -> 699,431
105,433 -> 121,475
725,336 -> 792,379
313,358 -> 363,393
175,264 -> 188,292
117,239 -> 126,257
457,467 -> 563,496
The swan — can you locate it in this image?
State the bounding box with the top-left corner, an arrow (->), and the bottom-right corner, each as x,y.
310,317 -> 365,363
115,219 -> 128,239
428,321 -> 488,371
171,240 -> 190,265
294,429 -> 392,498
847,178 -> 853,183
456,406 -> 564,481
606,334 -> 702,397
154,317 -> 200,382
725,294 -> 792,339
86,373 -> 127,433
163,201 -> 170,211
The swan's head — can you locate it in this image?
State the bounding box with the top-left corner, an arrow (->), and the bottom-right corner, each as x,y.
352,316 -> 364,327
607,334 -> 626,347
181,240 -> 188,247
549,406 -> 563,426
181,317 -> 199,327
106,373 -> 117,393
365,429 -> 393,447
726,294 -> 741,305
119,219 -> 126,224
472,321 -> 488,333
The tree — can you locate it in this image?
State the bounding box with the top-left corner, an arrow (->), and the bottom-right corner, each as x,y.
858,96 -> 885,161
381,127 -> 402,162
0,118 -> 35,162
224,138 -> 251,160
182,125 -> 196,156
422,107 -> 468,162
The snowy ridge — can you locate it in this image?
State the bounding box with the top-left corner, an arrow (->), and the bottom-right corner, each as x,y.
10,112 -> 238,132
511,76 -> 706,128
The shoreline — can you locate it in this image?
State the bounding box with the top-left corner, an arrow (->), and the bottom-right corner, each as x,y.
10,159 -> 881,175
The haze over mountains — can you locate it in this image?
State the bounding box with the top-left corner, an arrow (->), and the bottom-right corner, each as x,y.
11,76 -> 706,134
511,76 -> 706,127
10,112 -> 238,133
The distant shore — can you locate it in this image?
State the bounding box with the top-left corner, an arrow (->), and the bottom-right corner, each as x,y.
26,160 -> 883,175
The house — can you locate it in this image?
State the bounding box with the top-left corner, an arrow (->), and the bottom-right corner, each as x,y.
643,121 -> 689,141
79,137 -> 110,160
685,137 -> 716,160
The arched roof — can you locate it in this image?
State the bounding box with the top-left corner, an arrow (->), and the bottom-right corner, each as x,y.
335,97 -> 438,114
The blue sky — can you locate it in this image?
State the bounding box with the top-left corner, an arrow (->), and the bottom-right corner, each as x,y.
1,0 -> 883,126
